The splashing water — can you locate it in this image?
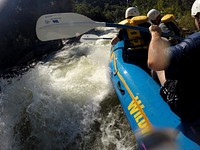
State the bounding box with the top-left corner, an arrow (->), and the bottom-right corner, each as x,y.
0,28 -> 137,150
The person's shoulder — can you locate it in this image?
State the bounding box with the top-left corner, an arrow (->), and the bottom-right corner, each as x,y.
173,32 -> 200,51
185,32 -> 200,46
187,31 -> 200,39
161,14 -> 175,23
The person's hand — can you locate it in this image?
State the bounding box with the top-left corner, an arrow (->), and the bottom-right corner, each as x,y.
149,25 -> 162,35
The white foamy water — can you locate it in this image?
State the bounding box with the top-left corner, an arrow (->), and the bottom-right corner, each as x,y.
0,28 -> 137,150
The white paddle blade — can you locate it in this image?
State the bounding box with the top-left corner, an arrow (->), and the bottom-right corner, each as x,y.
80,34 -> 99,42
36,13 -> 106,41
80,34 -> 113,42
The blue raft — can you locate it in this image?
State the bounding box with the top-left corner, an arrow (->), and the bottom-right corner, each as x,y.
109,40 -> 200,149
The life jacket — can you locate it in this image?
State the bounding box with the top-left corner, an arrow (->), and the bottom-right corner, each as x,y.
118,16 -> 149,49
161,14 -> 185,38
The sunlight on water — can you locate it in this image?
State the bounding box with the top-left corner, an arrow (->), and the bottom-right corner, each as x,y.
0,27 -> 137,150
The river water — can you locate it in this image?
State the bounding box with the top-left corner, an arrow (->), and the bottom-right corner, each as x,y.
0,28 -> 137,150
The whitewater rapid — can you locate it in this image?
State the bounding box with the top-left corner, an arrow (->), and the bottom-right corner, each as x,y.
0,28 -> 137,150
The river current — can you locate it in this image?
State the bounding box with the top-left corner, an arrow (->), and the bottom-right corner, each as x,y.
0,28 -> 137,150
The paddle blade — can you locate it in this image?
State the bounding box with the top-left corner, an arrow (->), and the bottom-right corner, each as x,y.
80,34 -> 112,43
80,34 -> 99,42
36,13 -> 106,41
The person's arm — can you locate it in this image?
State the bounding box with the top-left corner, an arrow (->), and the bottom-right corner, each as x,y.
111,36 -> 120,45
111,29 -> 123,45
148,25 -> 171,71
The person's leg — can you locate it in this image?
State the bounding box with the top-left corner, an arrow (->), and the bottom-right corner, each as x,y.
156,70 -> 166,86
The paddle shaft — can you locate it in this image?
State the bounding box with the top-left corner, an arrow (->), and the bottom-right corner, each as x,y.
81,37 -> 112,40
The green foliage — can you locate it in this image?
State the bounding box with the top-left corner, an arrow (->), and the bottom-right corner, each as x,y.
74,3 -> 93,16
178,11 -> 196,31
103,5 -> 125,22
131,0 -> 157,15
72,0 -> 195,31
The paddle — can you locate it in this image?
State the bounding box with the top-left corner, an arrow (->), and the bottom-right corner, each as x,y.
36,12 -> 183,41
80,34 -> 112,42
